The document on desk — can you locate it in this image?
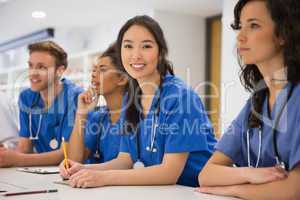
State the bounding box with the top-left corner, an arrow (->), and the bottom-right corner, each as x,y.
16,167 -> 59,174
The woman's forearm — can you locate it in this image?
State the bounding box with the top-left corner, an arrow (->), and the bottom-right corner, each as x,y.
16,150 -> 64,166
235,179 -> 299,200
104,164 -> 180,186
68,113 -> 88,162
86,153 -> 133,171
199,163 -> 249,186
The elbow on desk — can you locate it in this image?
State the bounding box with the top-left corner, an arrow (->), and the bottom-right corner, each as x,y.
169,174 -> 180,185
198,169 -> 211,186
160,166 -> 182,185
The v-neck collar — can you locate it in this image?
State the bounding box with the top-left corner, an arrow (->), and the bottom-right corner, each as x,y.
264,82 -> 292,120
140,87 -> 161,121
105,93 -> 128,126
37,79 -> 67,113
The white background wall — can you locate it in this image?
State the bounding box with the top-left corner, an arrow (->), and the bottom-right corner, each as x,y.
220,0 -> 248,132
0,0 -> 250,133
154,10 -> 206,94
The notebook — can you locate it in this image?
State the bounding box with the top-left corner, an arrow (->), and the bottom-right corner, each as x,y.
16,167 -> 59,174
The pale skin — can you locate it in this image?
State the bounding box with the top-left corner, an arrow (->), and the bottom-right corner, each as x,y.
59,25 -> 189,188
67,56 -> 127,162
0,51 -> 67,167
197,1 -> 300,199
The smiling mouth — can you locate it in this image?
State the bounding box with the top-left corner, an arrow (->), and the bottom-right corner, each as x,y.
130,64 -> 146,69
30,79 -> 41,84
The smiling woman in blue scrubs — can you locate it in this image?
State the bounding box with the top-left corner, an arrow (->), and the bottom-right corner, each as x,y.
198,0 -> 300,199
0,41 -> 82,167
59,15 -> 216,188
62,44 -> 128,164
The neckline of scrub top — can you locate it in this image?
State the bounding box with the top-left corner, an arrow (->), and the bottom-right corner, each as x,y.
34,78 -> 69,113
265,82 -> 292,121
104,93 -> 128,126
139,84 -> 161,121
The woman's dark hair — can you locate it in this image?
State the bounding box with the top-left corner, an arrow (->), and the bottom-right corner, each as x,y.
232,0 -> 300,128
96,42 -> 128,89
116,15 -> 174,132
100,42 -> 126,74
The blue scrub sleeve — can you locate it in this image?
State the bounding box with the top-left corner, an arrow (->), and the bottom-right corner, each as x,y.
119,134 -> 138,162
163,92 -> 214,153
215,102 -> 250,164
289,116 -> 300,170
18,94 -> 30,138
84,112 -> 99,153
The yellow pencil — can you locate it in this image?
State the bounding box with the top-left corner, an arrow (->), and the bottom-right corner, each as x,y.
62,137 -> 69,169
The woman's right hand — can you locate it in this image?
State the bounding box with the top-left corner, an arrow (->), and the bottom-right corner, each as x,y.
59,159 -> 85,179
77,88 -> 99,115
245,166 -> 288,184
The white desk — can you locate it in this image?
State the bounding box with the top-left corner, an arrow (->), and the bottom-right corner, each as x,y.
0,167 -> 240,200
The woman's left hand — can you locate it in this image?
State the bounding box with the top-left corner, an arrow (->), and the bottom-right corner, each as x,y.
69,169 -> 107,188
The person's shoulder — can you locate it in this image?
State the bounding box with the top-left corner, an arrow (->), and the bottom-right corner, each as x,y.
160,74 -> 201,112
289,82 -> 300,118
161,74 -> 194,97
18,88 -> 39,106
292,82 -> 300,97
63,78 -> 84,96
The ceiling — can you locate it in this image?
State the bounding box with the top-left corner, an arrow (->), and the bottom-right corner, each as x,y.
0,0 -> 223,43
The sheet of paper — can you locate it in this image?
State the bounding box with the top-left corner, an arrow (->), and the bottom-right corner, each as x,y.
16,167 -> 59,174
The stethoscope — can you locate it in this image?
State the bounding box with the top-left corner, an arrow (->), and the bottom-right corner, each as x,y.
28,94 -> 59,150
28,94 -> 43,140
246,84 -> 294,170
136,93 -> 160,164
92,107 -> 106,160
92,93 -> 128,159
29,112 -> 42,140
145,106 -> 159,153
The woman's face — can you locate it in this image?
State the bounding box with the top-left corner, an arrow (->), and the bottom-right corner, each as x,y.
91,56 -> 124,95
237,1 -> 284,66
121,25 -> 160,82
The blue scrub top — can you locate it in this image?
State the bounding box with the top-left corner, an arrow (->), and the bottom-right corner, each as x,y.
84,94 -> 127,164
18,78 -> 83,153
216,82 -> 300,170
120,74 -> 217,187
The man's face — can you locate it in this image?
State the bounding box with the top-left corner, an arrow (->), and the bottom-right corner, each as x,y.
28,51 -> 59,92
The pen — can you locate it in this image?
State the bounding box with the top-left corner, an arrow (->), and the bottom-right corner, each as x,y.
0,190 -> 7,193
62,137 -> 69,169
3,189 -> 58,196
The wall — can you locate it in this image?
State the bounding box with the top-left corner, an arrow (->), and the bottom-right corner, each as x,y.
154,10 -> 206,95
220,0 -> 248,133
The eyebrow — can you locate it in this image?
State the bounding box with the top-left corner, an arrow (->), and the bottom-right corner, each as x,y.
246,18 -> 263,23
27,61 -> 46,66
99,64 -> 109,68
123,39 -> 155,43
93,64 -> 109,69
